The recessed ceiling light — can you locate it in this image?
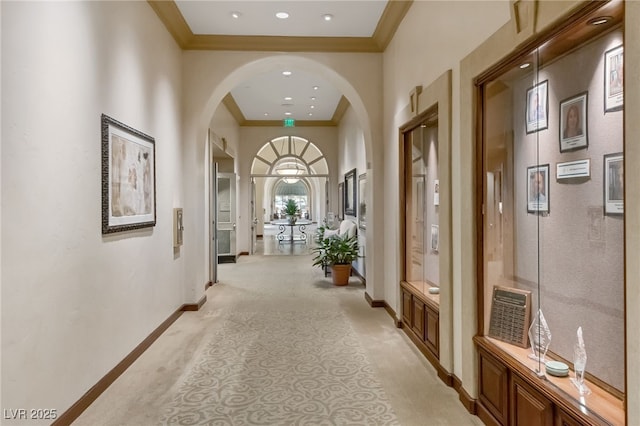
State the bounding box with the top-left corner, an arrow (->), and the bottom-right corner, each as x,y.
322,14 -> 333,21
519,62 -> 531,69
588,16 -> 612,25
285,112 -> 292,116
313,86 -> 319,90
284,96 -> 292,101
264,112 -> 269,116
282,71 -> 292,76
311,96 -> 316,101
310,105 -> 315,109
276,12 -> 289,19
230,11 -> 241,19
308,113 -> 313,116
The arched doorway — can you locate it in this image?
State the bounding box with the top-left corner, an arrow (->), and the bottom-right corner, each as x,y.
250,136 -> 329,254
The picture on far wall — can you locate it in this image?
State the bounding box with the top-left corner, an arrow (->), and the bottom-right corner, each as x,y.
344,168 -> 357,217
559,92 -> 588,152
431,224 -> 439,252
525,80 -> 549,134
434,179 -> 440,206
604,44 -> 623,112
527,164 -> 550,213
338,182 -> 344,221
102,114 -> 156,234
358,173 -> 367,229
604,152 -> 623,215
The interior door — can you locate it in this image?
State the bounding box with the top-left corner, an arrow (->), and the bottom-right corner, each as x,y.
217,172 -> 236,263
250,177 -> 257,255
209,162 -> 218,283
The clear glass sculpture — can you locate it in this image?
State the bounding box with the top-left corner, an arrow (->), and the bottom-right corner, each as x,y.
528,309 -> 551,363
570,327 -> 591,395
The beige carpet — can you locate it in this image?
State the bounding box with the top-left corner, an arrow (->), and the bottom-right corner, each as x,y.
74,254 -> 482,426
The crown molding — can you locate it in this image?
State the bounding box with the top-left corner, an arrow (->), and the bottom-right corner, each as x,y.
148,0 -> 413,53
242,120 -> 336,127
222,94 -> 247,126
331,96 -> 351,124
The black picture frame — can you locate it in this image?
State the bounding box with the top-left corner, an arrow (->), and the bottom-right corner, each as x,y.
559,92 -> 588,153
526,164 -> 550,213
338,182 -> 344,221
525,80 -> 549,134
102,114 -> 156,234
358,173 -> 366,229
604,44 -> 623,113
344,168 -> 357,217
603,152 -> 623,215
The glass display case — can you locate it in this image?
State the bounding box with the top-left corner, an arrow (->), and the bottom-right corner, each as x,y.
476,1 -> 625,424
400,109 -> 440,360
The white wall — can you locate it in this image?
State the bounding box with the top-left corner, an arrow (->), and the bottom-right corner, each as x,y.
383,0 -> 510,380
338,106 -> 367,276
1,1 -> 184,420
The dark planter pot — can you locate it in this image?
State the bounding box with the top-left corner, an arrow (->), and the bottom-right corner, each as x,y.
331,264 -> 351,286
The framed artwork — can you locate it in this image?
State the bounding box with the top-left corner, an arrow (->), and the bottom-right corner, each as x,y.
344,168 -> 357,217
173,208 -> 184,247
559,92 -> 588,152
604,45 -> 623,112
525,80 -> 549,134
430,224 -> 439,252
604,153 -> 623,215
358,173 -> 367,229
102,114 -> 156,234
338,182 -> 344,220
434,179 -> 440,206
527,164 -> 550,213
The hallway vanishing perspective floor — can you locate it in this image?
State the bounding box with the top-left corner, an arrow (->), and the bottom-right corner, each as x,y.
74,254 -> 482,426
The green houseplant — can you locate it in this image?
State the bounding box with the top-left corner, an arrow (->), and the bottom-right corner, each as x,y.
312,229 -> 360,286
283,198 -> 298,224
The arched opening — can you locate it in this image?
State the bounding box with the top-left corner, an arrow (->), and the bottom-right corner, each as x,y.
250,136 -> 329,254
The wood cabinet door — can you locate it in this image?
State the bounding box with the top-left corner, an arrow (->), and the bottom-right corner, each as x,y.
412,298 -> 425,338
511,374 -> 553,426
554,409 -> 582,426
478,348 -> 509,425
425,305 -> 439,357
402,288 -> 412,326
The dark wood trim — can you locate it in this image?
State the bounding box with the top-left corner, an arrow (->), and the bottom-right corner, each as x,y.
383,302 -> 399,327
182,295 -> 207,312
238,251 -> 249,257
401,326 -> 452,387
52,307 -> 184,426
456,378 -> 478,415
205,281 -> 213,290
364,291 -> 384,307
476,398 -> 501,426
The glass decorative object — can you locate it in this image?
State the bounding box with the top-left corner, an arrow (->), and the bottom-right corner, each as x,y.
570,327 -> 591,395
528,309 -> 551,363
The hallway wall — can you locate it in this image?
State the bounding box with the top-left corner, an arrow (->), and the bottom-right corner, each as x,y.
1,1 -> 185,420
382,0 -> 511,381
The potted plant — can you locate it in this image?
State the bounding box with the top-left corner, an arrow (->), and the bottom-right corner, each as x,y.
283,198 -> 298,224
312,230 -> 360,286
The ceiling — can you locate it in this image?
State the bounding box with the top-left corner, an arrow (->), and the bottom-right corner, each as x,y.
149,1 -> 411,126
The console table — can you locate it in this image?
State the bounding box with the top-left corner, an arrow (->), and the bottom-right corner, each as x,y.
271,220 -> 312,244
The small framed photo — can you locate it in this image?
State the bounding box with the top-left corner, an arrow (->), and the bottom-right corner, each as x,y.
338,182 -> 344,220
102,114 -> 156,234
527,164 -> 550,213
525,80 -> 549,134
434,179 -> 440,206
358,173 -> 367,229
344,168 -> 357,217
559,92 -> 588,152
604,45 -> 623,112
173,208 -> 184,247
431,224 -> 439,252
604,153 -> 623,215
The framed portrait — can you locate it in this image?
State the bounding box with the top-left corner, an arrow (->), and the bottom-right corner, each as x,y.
338,182 -> 344,220
344,168 -> 357,217
604,153 -> 623,215
559,92 -> 588,152
358,173 -> 367,229
102,114 -> 156,234
604,45 -> 623,112
527,164 -> 550,213
525,80 -> 549,134
431,224 -> 439,252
